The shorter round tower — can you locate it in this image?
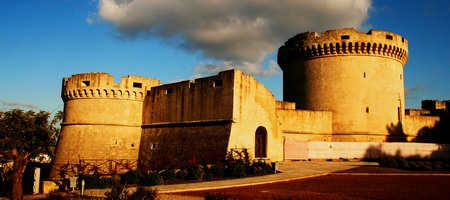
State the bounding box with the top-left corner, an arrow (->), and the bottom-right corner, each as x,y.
278,28 -> 408,141
50,73 -> 162,180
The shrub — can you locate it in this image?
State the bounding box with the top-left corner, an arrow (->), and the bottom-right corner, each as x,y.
105,184 -> 127,199
209,164 -> 226,178
82,174 -> 111,189
250,161 -> 273,175
378,154 -> 450,172
121,170 -> 144,185
443,163 -> 450,171
226,148 -> 251,168
252,166 -> 263,175
177,169 -> 188,180
408,162 -> 420,170
432,163 -> 442,171
378,154 -> 408,169
128,186 -> 159,200
111,175 -> 121,186
160,169 -> 176,181
204,170 -> 214,181
395,155 -> 409,168
417,162 -> 433,171
139,172 -> 164,186
227,161 -> 245,178
186,166 -> 205,180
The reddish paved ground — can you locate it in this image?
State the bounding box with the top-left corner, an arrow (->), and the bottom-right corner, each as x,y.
171,174 -> 450,199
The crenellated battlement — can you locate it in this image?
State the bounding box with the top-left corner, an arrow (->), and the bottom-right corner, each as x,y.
61,72 -> 162,101
278,28 -> 409,67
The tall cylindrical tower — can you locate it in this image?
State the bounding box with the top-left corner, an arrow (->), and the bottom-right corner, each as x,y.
50,72 -> 162,179
278,29 -> 408,141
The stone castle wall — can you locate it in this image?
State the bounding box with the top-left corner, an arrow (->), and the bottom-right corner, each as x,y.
140,71 -> 236,168
228,70 -> 284,161
140,70 -> 289,166
404,115 -> 440,141
51,28 -> 447,179
50,73 -> 162,179
278,28 -> 409,138
278,109 -> 333,141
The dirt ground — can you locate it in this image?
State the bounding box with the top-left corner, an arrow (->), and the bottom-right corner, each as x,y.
170,166 -> 450,199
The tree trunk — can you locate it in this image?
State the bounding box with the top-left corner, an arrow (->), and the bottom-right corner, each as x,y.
11,149 -> 29,200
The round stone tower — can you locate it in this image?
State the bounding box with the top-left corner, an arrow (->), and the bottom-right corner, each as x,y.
50,72 -> 162,179
278,28 -> 408,141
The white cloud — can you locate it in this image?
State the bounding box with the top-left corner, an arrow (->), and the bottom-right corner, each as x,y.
97,0 -> 371,76
192,60 -> 281,77
0,100 -> 38,109
86,17 -> 94,24
405,85 -> 428,100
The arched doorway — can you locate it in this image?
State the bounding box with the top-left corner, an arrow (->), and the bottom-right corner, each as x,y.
255,126 -> 267,158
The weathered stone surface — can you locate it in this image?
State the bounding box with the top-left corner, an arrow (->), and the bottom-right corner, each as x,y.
51,29 -> 447,179
278,28 -> 409,139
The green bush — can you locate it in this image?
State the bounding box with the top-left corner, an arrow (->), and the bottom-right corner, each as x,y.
82,174 -> 111,189
432,163 -> 442,171
378,154 -> 450,172
444,163 -> 450,170
177,169 -> 188,179
226,148 -> 251,168
378,154 -> 408,169
105,184 -> 127,199
209,164 -> 226,178
186,166 -> 205,180
160,169 -> 176,181
250,161 -> 273,175
204,170 -> 214,181
409,162 -> 421,170
227,161 -> 245,178
139,172 -> 164,186
417,162 -> 433,171
121,170 -> 144,185
128,186 -> 159,200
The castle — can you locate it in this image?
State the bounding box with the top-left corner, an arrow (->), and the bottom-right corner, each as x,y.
50,28 -> 448,179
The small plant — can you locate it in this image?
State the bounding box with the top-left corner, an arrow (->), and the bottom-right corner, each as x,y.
160,169 -> 176,181
82,174 -> 111,189
176,169 -> 188,179
121,170 -> 144,185
226,148 -> 251,168
139,171 -> 164,186
250,161 -> 273,175
378,154 -> 408,168
128,186 -> 159,200
432,162 -> 442,171
186,166 -> 205,180
105,184 -> 128,200
209,164 -> 226,178
227,160 -> 245,178
204,170 -> 214,181
378,154 -> 450,171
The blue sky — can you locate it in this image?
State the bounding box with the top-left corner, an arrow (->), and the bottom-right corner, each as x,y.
1,0 -> 449,113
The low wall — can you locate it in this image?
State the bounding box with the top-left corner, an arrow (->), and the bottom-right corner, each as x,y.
277,109 -> 332,135
404,115 -> 439,136
284,140 -> 450,160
